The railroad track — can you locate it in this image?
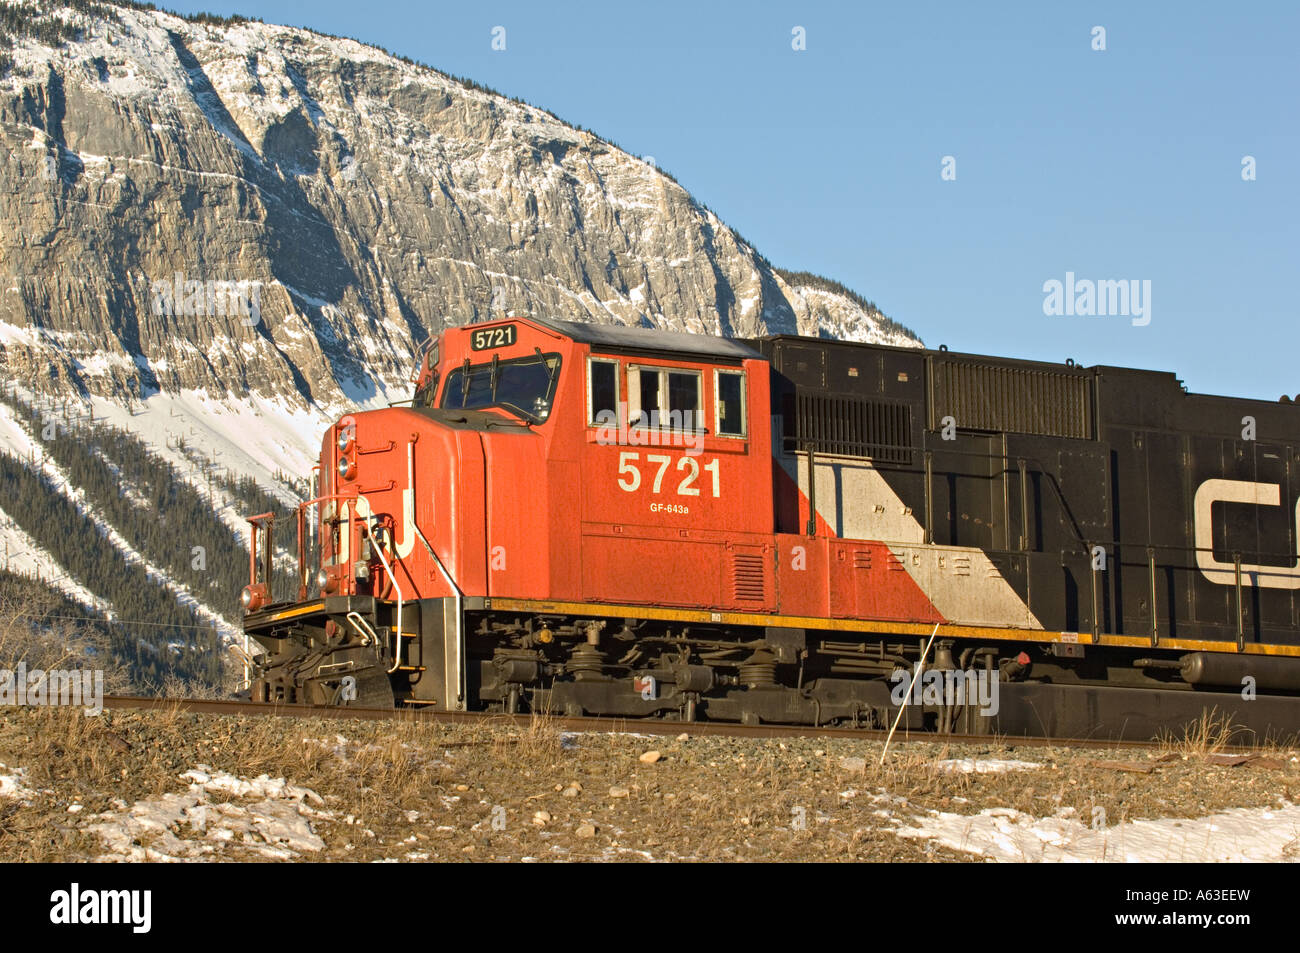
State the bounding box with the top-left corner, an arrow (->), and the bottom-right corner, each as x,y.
100,695 -> 1277,754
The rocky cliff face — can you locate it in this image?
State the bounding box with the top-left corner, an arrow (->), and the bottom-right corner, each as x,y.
0,1 -> 918,419
0,2 -> 922,682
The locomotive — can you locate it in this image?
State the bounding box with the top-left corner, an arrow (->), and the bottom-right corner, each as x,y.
242,316 -> 1300,739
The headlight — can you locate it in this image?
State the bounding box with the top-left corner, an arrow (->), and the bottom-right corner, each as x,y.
316,568 -> 328,589
241,586 -> 264,612
337,430 -> 352,452
337,456 -> 354,480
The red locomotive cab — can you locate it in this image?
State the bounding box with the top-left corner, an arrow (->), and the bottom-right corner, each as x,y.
410,317 -> 777,611
430,321 -> 773,591
278,320 -> 573,614
308,316 -> 778,604
245,316 -> 773,709
565,335 -> 776,610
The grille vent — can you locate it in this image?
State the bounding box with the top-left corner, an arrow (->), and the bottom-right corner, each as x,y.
731,553 -> 766,602
783,394 -> 913,465
931,360 -> 1093,439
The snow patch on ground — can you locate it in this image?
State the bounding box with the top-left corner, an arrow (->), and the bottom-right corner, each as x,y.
932,758 -> 1044,774
87,765 -> 329,862
559,730 -> 659,751
301,734 -> 449,769
896,801 -> 1300,863
0,764 -> 34,802
839,756 -> 1043,775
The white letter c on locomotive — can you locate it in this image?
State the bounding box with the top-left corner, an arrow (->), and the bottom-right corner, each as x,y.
1193,479 -> 1300,589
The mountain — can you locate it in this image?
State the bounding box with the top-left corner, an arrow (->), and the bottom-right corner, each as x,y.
0,1 -> 920,688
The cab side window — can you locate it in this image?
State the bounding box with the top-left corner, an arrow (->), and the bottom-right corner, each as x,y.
588,358 -> 620,424
668,371 -> 700,418
628,365 -> 703,431
637,367 -> 661,418
716,370 -> 746,437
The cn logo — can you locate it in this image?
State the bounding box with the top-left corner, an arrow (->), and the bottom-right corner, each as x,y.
1193,479 -> 1300,590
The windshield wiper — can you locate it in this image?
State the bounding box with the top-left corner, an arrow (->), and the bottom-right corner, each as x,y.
487,402 -> 538,426
536,347 -> 558,390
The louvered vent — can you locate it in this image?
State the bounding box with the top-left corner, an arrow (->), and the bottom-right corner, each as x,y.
782,394 -> 913,465
931,360 -> 1093,439
731,553 -> 766,602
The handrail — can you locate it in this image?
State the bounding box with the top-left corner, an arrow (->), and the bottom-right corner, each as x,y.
245,511 -> 276,594
367,521 -> 404,674
288,491 -> 358,599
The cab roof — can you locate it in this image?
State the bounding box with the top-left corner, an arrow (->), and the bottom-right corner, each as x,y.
521,316 -> 764,362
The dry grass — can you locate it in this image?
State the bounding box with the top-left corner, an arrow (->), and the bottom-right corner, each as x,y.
0,587 -> 135,697
0,705 -> 1296,863
1156,707 -> 1244,758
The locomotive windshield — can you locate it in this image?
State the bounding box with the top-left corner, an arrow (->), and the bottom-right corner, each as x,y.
441,352 -> 561,423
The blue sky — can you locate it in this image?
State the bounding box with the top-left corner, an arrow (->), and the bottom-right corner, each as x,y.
168,1 -> 1297,400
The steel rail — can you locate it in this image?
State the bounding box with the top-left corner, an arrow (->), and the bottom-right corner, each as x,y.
98,695 -> 1288,754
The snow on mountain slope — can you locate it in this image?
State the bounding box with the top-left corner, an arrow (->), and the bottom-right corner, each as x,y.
84,390 -> 331,512
0,506 -> 108,612
0,1 -> 921,638
0,397 -> 240,638
0,400 -> 114,610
